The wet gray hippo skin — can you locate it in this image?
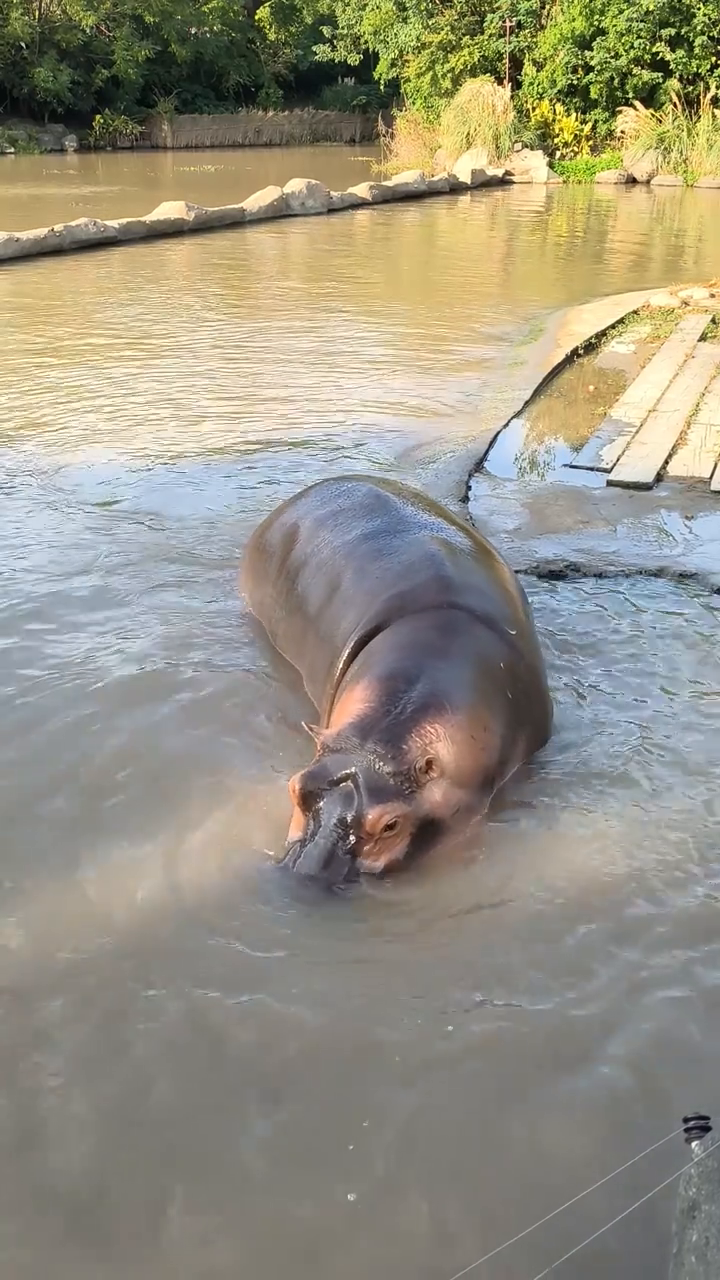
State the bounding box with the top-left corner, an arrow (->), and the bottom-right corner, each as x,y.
241,475 -> 553,882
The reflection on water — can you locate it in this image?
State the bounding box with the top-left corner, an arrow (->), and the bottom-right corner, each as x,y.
483,415 -> 608,486
1,174 -> 720,1279
483,306 -> 674,485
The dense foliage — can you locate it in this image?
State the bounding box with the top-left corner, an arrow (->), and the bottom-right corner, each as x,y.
1,0 -> 719,126
522,0 -> 720,129
0,0 -> 271,118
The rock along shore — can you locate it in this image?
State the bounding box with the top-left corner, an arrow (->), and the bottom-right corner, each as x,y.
0,151 -> 549,266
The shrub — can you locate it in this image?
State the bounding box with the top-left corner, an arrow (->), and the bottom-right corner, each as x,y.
318,81 -> 384,113
553,150 -> 623,182
89,111 -> 142,149
256,81 -> 284,111
520,0 -> 720,131
378,76 -> 525,175
377,108 -> 439,176
438,77 -> 519,166
0,127 -> 41,154
152,93 -> 177,120
526,98 -> 594,160
617,91 -> 720,184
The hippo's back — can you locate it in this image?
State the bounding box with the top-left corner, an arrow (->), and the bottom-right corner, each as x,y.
242,475 -> 545,716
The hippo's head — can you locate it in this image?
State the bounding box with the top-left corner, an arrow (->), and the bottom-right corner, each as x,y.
283,727 -> 446,885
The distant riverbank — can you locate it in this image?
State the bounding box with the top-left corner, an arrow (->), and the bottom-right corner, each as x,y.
0,110 -> 383,158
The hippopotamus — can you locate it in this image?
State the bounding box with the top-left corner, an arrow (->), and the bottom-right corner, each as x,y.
242,475 -> 552,884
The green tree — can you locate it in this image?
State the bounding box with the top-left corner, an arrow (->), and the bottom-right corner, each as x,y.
0,0 -> 272,119
312,0 -> 547,116
2,0 -> 720,130
522,0 -> 720,126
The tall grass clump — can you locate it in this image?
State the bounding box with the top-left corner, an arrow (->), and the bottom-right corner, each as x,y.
617,91 -> 720,183
89,110 -> 142,149
439,77 -> 518,166
378,76 -> 521,176
377,108 -> 439,176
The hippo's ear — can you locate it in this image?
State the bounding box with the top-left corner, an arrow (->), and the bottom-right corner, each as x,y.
414,754 -> 441,785
301,721 -> 327,747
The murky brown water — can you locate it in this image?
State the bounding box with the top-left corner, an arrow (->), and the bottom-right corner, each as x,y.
0,146 -> 377,230
484,315 -> 664,485
2,160 -> 720,1280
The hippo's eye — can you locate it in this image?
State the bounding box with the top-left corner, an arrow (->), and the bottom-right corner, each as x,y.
380,817 -> 401,836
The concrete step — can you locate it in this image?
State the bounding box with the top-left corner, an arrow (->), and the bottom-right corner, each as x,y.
608,342 -> 720,489
666,369 -> 720,479
568,314 -> 711,472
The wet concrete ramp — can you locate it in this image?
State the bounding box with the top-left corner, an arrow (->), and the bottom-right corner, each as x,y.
569,312 -> 720,490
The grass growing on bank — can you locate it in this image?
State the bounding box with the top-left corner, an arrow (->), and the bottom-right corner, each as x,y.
88,111 -> 142,148
553,151 -> 623,182
700,313 -> 720,340
378,75 -> 720,185
376,109 -> 438,176
378,76 -> 524,175
0,126 -> 41,153
576,305 -> 684,357
617,91 -> 720,183
440,79 -> 519,166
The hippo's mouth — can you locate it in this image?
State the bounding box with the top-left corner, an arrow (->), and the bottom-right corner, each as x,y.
283,777 -> 361,885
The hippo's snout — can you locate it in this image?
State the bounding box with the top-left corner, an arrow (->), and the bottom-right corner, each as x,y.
283,780 -> 360,885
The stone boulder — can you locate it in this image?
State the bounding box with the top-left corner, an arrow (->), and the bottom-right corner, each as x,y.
328,190 -> 364,210
382,170 -> 430,198
426,173 -> 451,193
623,150 -> 658,182
677,286 -> 713,302
595,168 -> 635,184
432,148 -> 452,174
195,204 -> 246,229
143,201 -> 206,234
283,177 -> 331,215
694,176 -> 720,189
59,218 -> 119,251
62,134 -> 79,153
36,133 -> 62,153
531,162 -> 562,184
0,218 -> 119,261
107,217 -> 153,242
35,123 -> 70,152
648,290 -> 680,308
451,148 -> 497,187
507,147 -> 552,182
0,231 -> 24,260
241,185 -> 287,220
1,143 -> 15,155
345,182 -> 393,204
651,174 -> 684,187
61,217 -> 119,249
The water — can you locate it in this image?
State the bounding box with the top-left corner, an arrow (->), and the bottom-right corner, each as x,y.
1,160 -> 720,1279
0,146 -> 377,230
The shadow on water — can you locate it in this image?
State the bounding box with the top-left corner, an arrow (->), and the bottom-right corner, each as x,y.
1,178 -> 720,1279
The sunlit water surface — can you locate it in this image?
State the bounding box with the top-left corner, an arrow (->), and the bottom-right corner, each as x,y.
1,164 -> 720,1279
